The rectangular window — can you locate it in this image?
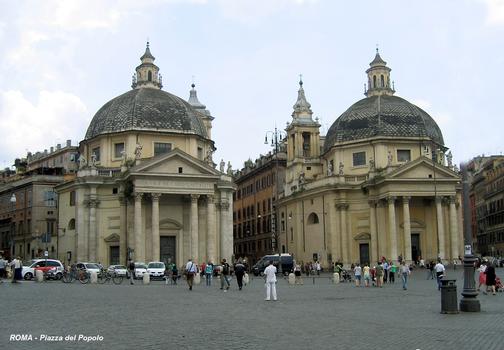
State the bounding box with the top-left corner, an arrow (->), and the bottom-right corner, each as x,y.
92,147 -> 100,162
44,191 -> 57,207
154,142 -> 172,156
352,151 -> 366,166
69,191 -> 76,207
114,143 -> 125,159
397,149 -> 411,162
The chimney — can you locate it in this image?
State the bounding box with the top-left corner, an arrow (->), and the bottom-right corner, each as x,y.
56,144 -> 61,150
44,149 -> 48,155
66,140 -> 71,147
50,147 -> 54,153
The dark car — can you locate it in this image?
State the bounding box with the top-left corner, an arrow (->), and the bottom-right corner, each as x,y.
252,254 -> 293,276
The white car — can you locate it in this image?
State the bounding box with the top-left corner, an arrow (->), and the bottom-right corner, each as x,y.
22,259 -> 64,280
76,262 -> 102,275
134,262 -> 148,279
107,265 -> 128,276
147,262 -> 166,279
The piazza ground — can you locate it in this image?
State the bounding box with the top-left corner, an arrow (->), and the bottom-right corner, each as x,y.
1,268 -> 503,350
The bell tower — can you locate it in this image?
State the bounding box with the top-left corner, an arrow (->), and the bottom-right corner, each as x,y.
285,77 -> 322,188
132,42 -> 163,90
365,48 -> 395,97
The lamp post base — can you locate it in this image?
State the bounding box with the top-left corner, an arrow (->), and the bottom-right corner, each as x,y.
460,298 -> 481,312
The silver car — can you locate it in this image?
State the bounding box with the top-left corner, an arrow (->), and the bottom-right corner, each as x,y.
107,265 -> 128,277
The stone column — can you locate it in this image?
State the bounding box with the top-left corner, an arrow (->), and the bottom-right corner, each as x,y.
206,195 -> 216,263
402,196 -> 412,263
190,194 -> 200,262
388,196 -> 397,261
449,196 -> 459,260
435,196 -> 445,260
76,188 -> 87,262
119,195 -> 127,265
134,192 -> 144,262
337,203 -> 349,264
87,187 -> 99,262
368,200 -> 378,264
376,200 -> 386,260
151,193 -> 161,262
219,197 -> 232,263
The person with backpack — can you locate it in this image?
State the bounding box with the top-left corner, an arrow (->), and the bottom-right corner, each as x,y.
204,261 -> 214,287
171,263 -> 179,285
128,260 -> 135,285
185,259 -> 197,291
220,258 -> 231,291
234,259 -> 246,290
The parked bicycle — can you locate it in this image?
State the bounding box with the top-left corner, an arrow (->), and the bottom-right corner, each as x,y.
62,267 -> 90,284
97,271 -> 123,285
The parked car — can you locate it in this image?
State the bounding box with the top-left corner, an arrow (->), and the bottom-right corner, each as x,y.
107,265 -> 128,277
76,262 -> 102,275
252,254 -> 293,276
22,259 -> 64,280
147,262 -> 166,279
134,262 -> 148,279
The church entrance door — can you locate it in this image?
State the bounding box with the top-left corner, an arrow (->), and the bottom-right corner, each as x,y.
160,236 -> 176,265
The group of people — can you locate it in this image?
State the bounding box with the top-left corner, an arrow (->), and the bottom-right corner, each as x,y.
477,259 -> 499,295
0,255 -> 22,283
184,258 -> 248,292
351,260 -> 412,290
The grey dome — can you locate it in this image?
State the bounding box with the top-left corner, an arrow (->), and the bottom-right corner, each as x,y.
85,88 -> 208,140
324,95 -> 444,153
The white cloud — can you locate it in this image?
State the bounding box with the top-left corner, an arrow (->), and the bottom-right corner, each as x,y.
0,90 -> 90,160
481,0 -> 504,25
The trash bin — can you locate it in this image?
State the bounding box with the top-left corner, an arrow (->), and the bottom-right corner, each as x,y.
440,279 -> 459,314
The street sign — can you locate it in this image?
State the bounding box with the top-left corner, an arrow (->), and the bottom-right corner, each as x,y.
44,251 -> 48,257
464,245 -> 472,255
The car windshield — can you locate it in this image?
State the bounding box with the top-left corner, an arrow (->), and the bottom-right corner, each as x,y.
28,260 -> 40,267
114,265 -> 126,270
85,263 -> 100,269
148,263 -> 164,268
135,264 -> 146,269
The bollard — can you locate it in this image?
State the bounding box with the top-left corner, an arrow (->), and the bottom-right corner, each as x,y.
288,273 -> 295,285
244,273 -> 250,285
440,279 -> 458,314
35,270 -> 44,282
194,273 -> 201,285
90,271 -> 98,284
333,272 -> 340,284
143,273 -> 150,285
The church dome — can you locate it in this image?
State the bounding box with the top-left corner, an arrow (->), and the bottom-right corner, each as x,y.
85,43 -> 208,141
323,52 -> 444,153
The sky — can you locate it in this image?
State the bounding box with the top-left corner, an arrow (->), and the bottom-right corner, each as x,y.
0,0 -> 503,171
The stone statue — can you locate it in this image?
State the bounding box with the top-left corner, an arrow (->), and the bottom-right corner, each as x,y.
120,149 -> 127,165
387,151 -> 393,166
338,162 -> 344,176
135,143 -> 143,160
446,151 -> 453,167
205,148 -> 213,164
327,161 -> 333,176
219,159 -> 225,173
78,155 -> 87,169
90,153 -> 97,167
298,171 -> 306,186
369,158 -> 375,171
453,164 -> 459,173
226,161 -> 233,175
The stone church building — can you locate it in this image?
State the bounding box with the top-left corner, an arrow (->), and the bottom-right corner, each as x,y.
278,51 -> 462,267
56,44 -> 234,267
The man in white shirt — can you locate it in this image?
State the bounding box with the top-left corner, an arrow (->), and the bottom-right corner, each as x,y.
10,256 -> 22,283
434,259 -> 445,291
264,261 -> 277,301
185,259 -> 197,291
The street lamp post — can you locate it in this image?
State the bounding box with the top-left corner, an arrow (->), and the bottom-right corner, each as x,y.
459,162 -> 480,312
265,126 -> 286,274
9,193 -> 16,259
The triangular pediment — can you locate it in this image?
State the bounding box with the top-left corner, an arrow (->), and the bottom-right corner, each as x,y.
130,148 -> 221,176
104,233 -> 120,242
386,157 -> 460,180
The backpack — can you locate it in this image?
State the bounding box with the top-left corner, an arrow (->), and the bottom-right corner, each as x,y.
205,265 -> 213,274
223,263 -> 230,274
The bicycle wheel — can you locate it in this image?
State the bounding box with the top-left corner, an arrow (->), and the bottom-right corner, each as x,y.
79,273 -> 90,284
62,273 -> 72,283
97,274 -> 107,284
112,275 -> 123,285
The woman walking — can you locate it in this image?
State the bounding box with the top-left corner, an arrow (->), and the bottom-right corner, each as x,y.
484,263 -> 497,295
400,261 -> 410,290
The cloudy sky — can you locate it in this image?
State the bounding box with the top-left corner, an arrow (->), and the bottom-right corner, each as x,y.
0,0 -> 503,170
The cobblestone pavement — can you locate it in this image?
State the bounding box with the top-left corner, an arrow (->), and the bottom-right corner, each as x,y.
1,268 -> 503,350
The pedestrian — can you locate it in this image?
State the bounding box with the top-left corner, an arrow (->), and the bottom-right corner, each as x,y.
383,260 -> 389,283
388,261 -> 396,283
304,262 -> 310,277
220,258 -> 231,291
315,261 -> 321,275
354,263 -> 362,287
294,262 -> 303,285
400,261 -> 410,290
205,261 -> 213,287
376,262 -> 384,287
484,263 -> 497,295
10,256 -> 22,283
264,260 -> 277,301
234,259 -> 246,290
0,255 -> 6,283
362,263 -> 370,287
171,264 -> 178,285
478,261 -> 487,292
434,259 -> 445,291
185,258 -> 197,291
128,260 -> 135,285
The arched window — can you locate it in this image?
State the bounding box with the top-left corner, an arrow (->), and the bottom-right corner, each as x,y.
68,218 -> 75,230
373,75 -> 377,88
380,75 -> 384,87
307,212 -> 319,224
148,71 -> 152,81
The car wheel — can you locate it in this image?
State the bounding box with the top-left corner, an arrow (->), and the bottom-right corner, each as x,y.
24,272 -> 33,280
56,272 -> 63,280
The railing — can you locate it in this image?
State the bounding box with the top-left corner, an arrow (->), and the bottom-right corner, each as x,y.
97,169 -> 122,177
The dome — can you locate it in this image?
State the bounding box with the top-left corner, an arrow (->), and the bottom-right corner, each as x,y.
85,88 -> 208,140
323,94 -> 444,153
